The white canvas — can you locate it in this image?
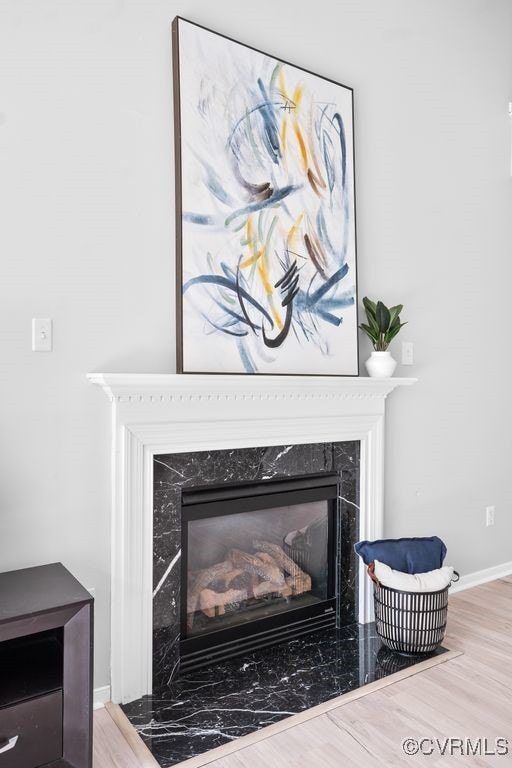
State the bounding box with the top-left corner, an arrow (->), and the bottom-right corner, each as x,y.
174,18 -> 358,375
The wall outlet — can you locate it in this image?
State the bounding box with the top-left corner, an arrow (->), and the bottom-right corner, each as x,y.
401,342 -> 414,365
486,506 -> 495,526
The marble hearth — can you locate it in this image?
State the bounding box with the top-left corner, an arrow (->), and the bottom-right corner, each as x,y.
88,373 -> 416,708
123,625 -> 445,767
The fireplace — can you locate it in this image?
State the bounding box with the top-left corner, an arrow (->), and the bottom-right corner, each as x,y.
85,372 -> 419,766
180,473 -> 339,672
88,372 -> 415,702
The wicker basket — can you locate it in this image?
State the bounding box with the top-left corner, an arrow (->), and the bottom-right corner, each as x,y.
369,563 -> 453,655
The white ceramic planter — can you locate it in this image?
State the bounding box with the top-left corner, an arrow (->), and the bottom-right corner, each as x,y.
365,350 -> 397,378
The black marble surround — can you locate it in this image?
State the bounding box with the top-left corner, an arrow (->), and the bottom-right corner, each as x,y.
152,441 -> 360,689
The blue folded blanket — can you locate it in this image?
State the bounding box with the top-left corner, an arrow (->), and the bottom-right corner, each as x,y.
354,536 -> 447,574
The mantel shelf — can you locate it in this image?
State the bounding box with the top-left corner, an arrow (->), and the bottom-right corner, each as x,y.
87,373 -> 417,403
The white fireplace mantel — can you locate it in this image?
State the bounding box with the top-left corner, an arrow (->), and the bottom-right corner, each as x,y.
88,373 -> 416,704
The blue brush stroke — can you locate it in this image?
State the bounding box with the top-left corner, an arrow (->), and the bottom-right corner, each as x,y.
202,162 -> 234,206
256,78 -> 281,164
295,293 -> 354,327
183,274 -> 274,326
292,265 -> 353,327
308,263 -> 349,304
183,212 -> 218,225
332,113 -> 351,264
320,294 -> 355,310
316,209 -> 335,258
321,131 -> 336,194
203,315 -> 248,337
315,309 -> 344,326
332,113 -> 347,190
224,184 -> 301,227
314,105 -> 351,266
213,297 -> 261,330
221,261 -> 249,293
237,338 -> 256,373
221,261 -> 238,281
227,99 -> 285,158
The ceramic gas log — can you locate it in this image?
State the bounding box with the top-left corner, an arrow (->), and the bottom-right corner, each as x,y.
187,541 -> 312,626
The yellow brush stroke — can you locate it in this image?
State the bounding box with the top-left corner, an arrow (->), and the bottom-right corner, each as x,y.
258,251 -> 283,330
242,215 -> 282,328
257,260 -> 273,295
291,83 -> 327,190
240,248 -> 263,269
278,68 -> 289,164
272,308 -> 283,329
292,84 -> 304,110
239,215 -> 262,268
281,119 -> 288,158
294,123 -> 309,172
290,86 -> 308,171
287,213 -> 304,250
246,216 -> 253,248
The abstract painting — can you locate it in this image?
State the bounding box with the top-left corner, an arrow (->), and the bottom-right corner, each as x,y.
173,18 -> 358,375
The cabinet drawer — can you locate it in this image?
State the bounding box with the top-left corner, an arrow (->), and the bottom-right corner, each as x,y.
0,690 -> 62,768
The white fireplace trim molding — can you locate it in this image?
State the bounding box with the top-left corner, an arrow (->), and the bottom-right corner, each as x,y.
88,373 -> 416,704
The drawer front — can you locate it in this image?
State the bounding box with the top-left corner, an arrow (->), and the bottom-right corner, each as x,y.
0,690 -> 62,768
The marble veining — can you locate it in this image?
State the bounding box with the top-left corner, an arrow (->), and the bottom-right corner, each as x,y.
122,623 -> 445,767
153,442 -> 360,689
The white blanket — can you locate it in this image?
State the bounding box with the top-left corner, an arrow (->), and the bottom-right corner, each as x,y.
374,560 -> 454,592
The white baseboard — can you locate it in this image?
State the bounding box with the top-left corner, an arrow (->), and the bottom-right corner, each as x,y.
93,685 -> 111,710
450,561 -> 512,594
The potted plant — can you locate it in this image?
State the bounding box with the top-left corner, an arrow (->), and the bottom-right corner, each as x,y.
359,297 -> 407,378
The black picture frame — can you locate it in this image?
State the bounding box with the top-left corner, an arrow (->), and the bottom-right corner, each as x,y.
172,17 -> 359,376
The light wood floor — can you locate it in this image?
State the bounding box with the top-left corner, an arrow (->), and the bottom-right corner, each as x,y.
94,576 -> 512,767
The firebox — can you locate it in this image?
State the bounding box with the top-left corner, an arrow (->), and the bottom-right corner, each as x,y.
180,472 -> 339,673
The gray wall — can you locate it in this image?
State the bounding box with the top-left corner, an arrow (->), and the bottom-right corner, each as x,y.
1,0 -> 511,691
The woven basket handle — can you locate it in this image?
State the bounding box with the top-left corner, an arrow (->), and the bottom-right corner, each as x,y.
367,562 -> 381,587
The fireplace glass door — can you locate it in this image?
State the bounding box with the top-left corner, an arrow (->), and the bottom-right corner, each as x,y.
180,474 -> 338,671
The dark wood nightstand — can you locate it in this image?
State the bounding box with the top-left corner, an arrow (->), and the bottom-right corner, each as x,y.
0,563 -> 93,768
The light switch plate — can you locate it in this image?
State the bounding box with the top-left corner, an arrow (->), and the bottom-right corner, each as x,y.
32,318 -> 52,352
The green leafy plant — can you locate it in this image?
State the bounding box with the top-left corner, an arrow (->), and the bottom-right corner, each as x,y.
359,297 -> 407,351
